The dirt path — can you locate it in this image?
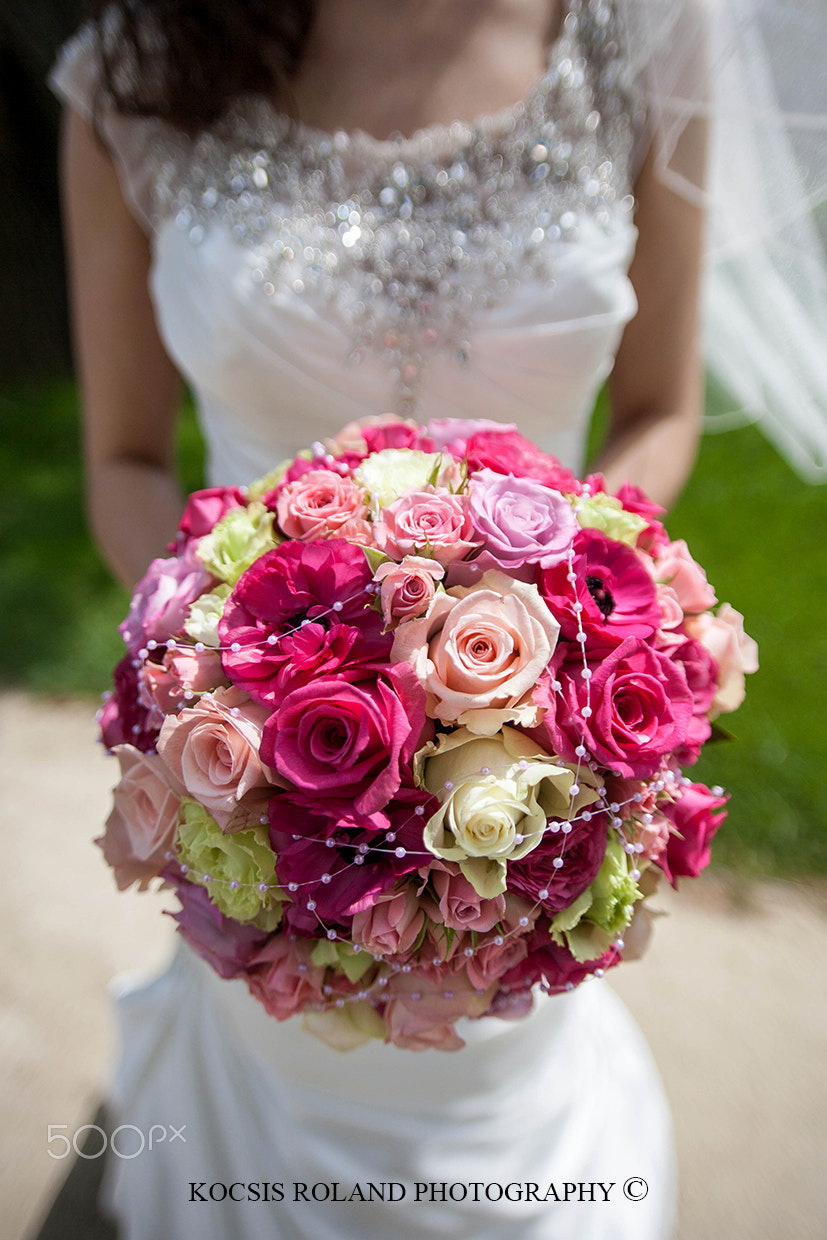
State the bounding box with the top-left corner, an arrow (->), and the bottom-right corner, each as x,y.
1,690 -> 825,1240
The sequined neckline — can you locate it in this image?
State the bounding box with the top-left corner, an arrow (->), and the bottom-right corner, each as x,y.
228,0 -> 578,162
155,0 -> 635,414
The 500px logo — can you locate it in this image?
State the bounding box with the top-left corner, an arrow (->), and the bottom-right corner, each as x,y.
47,1123 -> 186,1160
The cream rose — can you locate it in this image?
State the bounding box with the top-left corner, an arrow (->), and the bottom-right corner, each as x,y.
391,570 -> 559,734
686,603 -> 759,714
157,685 -> 279,830
414,727 -> 600,897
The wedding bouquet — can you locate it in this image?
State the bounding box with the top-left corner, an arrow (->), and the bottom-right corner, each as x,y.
98,417 -> 757,1050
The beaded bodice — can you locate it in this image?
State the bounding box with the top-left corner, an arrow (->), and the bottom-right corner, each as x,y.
52,0 -> 645,484
152,0 -> 640,414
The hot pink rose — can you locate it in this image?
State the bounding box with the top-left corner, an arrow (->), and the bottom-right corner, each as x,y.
685,604 -> 759,715
654,539 -> 718,614
97,745 -> 181,890
157,686 -> 278,830
427,418 -> 517,458
464,429 -> 580,493
178,486 -> 246,541
659,781 -> 728,885
244,936 -> 325,1021
538,637 -> 695,778
391,570 -> 559,732
261,664 -> 430,815
350,886 -> 426,958
275,469 -> 372,543
507,810 -> 610,912
666,638 -> 719,762
374,556 -> 445,627
501,927 -> 617,995
373,488 -> 481,564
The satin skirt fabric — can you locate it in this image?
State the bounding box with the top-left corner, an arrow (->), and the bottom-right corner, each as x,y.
101,944 -> 676,1240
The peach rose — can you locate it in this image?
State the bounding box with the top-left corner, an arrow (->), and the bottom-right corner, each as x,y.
157,686 -> 279,829
653,539 -> 717,614
373,488 -> 481,564
275,469 -> 372,543
374,555 -> 445,627
391,570 -> 559,734
98,745 -> 181,890
686,603 -> 759,715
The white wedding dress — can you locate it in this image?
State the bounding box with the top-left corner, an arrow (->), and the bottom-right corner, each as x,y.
52,3 -> 677,1236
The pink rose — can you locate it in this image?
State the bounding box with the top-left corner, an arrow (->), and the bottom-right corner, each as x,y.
244,937 -> 325,1021
374,556 -> 445,628
426,863 -> 507,933
382,964 -> 496,1051
538,637 -> 695,778
157,686 -> 278,830
260,664 -> 430,816
138,646 -> 227,719
463,897 -> 536,991
654,539 -> 717,614
350,886 -> 426,958
458,469 -> 578,580
659,781 -> 728,885
391,570 -> 559,732
178,486 -> 246,541
373,488 -> 481,564
119,545 -> 213,651
686,604 -> 758,715
275,469 -> 372,543
97,745 -> 181,890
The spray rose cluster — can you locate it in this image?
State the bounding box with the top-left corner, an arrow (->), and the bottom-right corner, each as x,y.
99,417 -> 756,1051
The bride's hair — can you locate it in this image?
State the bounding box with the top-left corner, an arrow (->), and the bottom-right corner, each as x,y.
90,0 -> 316,129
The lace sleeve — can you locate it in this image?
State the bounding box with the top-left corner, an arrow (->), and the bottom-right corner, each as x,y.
49,26 -> 162,234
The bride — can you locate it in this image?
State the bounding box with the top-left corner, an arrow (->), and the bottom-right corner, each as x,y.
48,0 -> 825,1236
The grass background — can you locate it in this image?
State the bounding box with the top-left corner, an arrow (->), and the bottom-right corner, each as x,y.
1,379 -> 825,877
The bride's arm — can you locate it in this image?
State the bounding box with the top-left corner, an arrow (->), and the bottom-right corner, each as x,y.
592,132 -> 707,510
60,108 -> 185,591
